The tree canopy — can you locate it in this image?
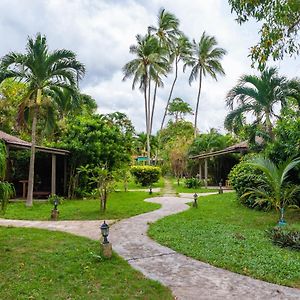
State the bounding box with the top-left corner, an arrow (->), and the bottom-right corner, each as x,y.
229,0 -> 300,69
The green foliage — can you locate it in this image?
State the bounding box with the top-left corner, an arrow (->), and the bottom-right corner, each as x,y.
77,164 -> 115,212
168,97 -> 193,122
130,166 -> 161,187
149,192 -> 300,287
189,129 -> 234,155
229,155 -> 267,208
185,177 -> 202,189
244,156 -> 300,220
56,114 -> 132,198
225,67 -> 292,138
160,120 -> 194,145
0,79 -> 27,134
0,141 -> 14,212
269,227 -> 300,251
0,227 -> 173,299
265,111 -> 300,165
229,0 -> 300,69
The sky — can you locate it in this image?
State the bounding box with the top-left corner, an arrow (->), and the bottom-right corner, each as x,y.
0,0 -> 299,133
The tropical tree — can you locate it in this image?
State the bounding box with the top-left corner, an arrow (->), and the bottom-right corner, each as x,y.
168,97 -> 193,122
57,114 -> 131,198
148,8 -> 181,136
123,33 -> 168,163
244,156 -> 300,225
224,67 -> 292,137
160,35 -> 192,129
184,32 -> 227,137
229,0 -> 300,69
0,79 -> 28,134
0,33 -> 85,206
148,8 -> 190,131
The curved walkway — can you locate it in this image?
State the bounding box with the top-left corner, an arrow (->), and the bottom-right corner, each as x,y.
1,195 -> 300,299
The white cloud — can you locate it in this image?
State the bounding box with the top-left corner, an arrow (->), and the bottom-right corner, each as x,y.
0,0 -> 299,133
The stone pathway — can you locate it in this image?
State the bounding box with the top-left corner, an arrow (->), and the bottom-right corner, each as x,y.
1,193 -> 300,299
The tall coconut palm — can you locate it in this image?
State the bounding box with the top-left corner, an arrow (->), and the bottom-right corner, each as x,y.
225,67 -> 290,137
244,156 -> 300,225
0,33 -> 85,206
184,32 -> 227,137
160,35 -> 192,130
148,8 -> 182,132
123,34 -> 168,163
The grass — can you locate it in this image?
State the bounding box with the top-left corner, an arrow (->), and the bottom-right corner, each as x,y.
2,191 -> 160,220
115,176 -> 165,191
0,227 -> 173,299
149,192 -> 300,288
171,178 -> 218,194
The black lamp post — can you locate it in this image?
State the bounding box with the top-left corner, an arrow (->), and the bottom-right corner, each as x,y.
51,196 -> 59,220
100,221 -> 109,244
193,193 -> 198,208
54,199 -> 59,210
218,180 -> 223,194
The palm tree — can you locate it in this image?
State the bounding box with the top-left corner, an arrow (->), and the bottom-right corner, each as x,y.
244,156 -> 300,225
225,67 -> 290,137
123,34 -> 168,163
148,8 -> 182,132
0,33 -> 85,206
184,32 -> 227,137
160,35 -> 192,130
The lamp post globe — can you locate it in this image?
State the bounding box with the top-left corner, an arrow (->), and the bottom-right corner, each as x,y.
193,193 -> 198,208
100,221 -> 109,244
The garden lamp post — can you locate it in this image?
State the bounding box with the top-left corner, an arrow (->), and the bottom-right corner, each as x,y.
193,193 -> 198,208
218,180 -> 223,194
278,207 -> 287,226
100,221 -> 109,244
149,185 -> 153,195
50,197 -> 59,221
100,221 -> 112,258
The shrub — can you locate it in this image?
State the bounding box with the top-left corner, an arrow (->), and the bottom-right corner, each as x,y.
130,166 -> 161,187
228,154 -> 268,208
48,194 -> 64,205
268,227 -> 300,251
185,177 -> 202,189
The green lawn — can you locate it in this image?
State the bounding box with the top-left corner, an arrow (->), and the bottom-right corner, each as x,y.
149,192 -> 300,287
115,176 -> 165,191
0,227 -> 173,299
172,178 -> 218,194
2,191 -> 160,220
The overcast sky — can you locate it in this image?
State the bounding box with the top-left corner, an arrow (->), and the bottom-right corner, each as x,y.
0,0 -> 299,133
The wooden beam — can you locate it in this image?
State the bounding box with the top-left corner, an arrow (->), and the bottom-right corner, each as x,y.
63,157 -> 67,196
199,161 -> 202,180
204,158 -> 208,188
51,154 -> 56,195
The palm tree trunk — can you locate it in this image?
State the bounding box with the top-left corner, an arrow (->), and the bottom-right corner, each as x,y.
26,102 -> 39,207
194,68 -> 202,137
150,80 -> 158,135
265,111 -> 273,139
160,56 -> 178,130
146,77 -> 151,165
